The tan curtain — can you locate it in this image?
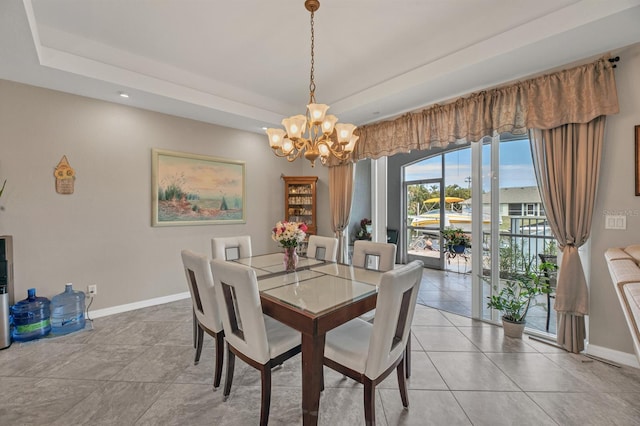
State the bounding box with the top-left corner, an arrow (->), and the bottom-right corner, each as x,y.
528,116 -> 606,353
329,162 -> 355,263
354,56 -> 617,159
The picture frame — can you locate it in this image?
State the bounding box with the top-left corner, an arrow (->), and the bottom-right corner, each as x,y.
151,149 -> 245,226
636,125 -> 640,196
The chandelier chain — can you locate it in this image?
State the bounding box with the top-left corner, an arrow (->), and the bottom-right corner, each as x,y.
309,10 -> 316,103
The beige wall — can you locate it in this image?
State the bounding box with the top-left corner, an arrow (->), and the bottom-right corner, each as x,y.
589,42 -> 640,360
0,80 -> 333,310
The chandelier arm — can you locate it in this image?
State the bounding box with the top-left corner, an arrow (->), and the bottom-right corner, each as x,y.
319,141 -> 351,160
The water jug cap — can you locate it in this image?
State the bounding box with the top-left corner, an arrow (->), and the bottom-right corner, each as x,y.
27,288 -> 36,299
65,283 -> 73,291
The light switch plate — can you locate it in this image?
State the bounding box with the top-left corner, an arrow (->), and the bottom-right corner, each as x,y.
605,215 -> 626,230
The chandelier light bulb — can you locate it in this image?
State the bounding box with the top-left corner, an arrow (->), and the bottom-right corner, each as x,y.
335,123 -> 357,144
321,115 -> 338,134
318,143 -> 330,157
282,138 -> 294,154
345,135 -> 359,153
266,128 -> 286,148
308,103 -> 329,124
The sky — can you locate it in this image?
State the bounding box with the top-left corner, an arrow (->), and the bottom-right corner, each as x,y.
405,138 -> 537,190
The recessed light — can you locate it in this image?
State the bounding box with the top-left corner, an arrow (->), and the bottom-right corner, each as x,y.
119,92 -> 129,98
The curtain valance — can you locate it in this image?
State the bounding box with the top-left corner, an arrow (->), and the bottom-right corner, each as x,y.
354,56 -> 618,160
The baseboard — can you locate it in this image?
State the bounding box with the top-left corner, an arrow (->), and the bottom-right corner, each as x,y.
586,343 -> 640,369
87,292 -> 191,319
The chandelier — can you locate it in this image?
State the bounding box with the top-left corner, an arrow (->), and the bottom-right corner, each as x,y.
266,0 -> 358,167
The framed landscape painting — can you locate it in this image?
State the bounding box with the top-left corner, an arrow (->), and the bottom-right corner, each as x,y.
152,149 -> 245,226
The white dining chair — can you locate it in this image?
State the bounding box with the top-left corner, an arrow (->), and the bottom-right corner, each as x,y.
352,240 -> 398,323
181,250 -> 225,388
210,259 -> 301,426
211,235 -> 252,261
352,240 -> 396,272
192,236 -> 250,349
322,260 -> 423,425
306,235 -> 338,262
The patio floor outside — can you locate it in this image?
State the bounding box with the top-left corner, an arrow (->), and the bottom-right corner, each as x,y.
414,249 -> 557,336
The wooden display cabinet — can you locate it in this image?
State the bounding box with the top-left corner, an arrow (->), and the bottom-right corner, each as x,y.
283,176 -> 318,237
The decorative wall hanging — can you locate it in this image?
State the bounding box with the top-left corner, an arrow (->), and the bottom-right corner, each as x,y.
54,155 -> 75,194
151,149 -> 246,226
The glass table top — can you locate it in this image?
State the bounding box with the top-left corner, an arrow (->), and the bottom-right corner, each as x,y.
234,252 -> 325,275
262,273 -> 378,315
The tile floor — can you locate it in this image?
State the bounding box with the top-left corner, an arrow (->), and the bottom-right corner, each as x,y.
1,298 -> 639,425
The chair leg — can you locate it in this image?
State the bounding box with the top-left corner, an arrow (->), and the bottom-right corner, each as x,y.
223,346 -> 235,401
194,324 -> 205,365
397,356 -> 409,408
364,379 -> 376,426
405,336 -> 411,378
213,332 -> 224,388
259,366 -> 272,426
192,309 -> 197,348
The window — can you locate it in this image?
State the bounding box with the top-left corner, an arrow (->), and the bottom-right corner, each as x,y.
508,203 -> 522,216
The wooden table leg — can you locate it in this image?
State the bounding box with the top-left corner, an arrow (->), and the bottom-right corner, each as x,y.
301,332 -> 325,426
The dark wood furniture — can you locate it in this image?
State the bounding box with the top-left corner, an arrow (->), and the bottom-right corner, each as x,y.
283,175 -> 318,237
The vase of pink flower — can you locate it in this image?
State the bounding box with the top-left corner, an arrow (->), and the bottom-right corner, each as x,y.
272,221 -> 308,272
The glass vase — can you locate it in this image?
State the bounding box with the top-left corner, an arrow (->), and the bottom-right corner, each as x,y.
283,246 -> 298,272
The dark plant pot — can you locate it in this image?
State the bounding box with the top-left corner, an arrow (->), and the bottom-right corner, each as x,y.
502,316 -> 525,338
449,244 -> 466,254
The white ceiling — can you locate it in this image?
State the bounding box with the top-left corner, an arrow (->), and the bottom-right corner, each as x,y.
2,0 -> 640,135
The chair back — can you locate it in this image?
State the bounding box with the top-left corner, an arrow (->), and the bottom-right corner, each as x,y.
211,236 -> 252,260
352,240 -> 396,271
181,250 -> 223,333
210,259 -> 270,364
307,235 -> 338,262
365,260 -> 423,379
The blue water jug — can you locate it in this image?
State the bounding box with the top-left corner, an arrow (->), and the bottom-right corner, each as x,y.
51,283 -> 86,335
10,288 -> 51,342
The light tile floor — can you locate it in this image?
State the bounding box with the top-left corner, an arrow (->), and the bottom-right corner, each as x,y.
1,298 -> 639,425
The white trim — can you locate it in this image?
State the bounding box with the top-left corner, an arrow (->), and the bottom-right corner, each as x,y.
586,343 -> 640,369
371,157 -> 388,243
87,292 -> 191,319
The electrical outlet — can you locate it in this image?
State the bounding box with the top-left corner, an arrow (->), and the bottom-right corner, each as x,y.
87,285 -> 97,296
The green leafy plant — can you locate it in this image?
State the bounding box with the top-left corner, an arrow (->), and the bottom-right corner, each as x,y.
441,227 -> 471,247
485,262 -> 556,323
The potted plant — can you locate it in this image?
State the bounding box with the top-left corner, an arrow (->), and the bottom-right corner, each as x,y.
354,218 -> 372,241
485,261 -> 556,338
441,227 -> 470,253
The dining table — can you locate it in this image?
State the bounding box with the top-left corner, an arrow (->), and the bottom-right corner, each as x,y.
232,252 -> 384,426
